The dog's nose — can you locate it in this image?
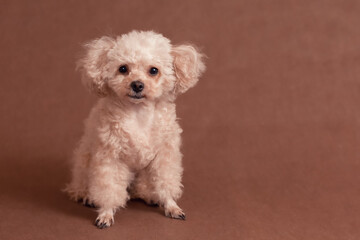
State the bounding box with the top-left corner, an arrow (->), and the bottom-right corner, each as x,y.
130,81 -> 144,93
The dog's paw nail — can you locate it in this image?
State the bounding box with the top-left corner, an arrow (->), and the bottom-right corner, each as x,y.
99,223 -> 108,229
94,211 -> 114,229
95,221 -> 110,229
165,207 -> 186,220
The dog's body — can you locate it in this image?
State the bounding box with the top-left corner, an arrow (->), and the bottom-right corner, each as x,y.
65,31 -> 205,228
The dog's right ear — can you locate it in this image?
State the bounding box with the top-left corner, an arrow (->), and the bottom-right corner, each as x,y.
171,44 -> 206,96
76,36 -> 116,97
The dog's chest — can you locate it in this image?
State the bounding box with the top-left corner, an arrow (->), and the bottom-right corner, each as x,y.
119,106 -> 158,169
126,107 -> 154,146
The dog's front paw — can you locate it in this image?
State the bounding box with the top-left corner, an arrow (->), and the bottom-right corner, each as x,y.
94,209 -> 115,229
165,206 -> 186,220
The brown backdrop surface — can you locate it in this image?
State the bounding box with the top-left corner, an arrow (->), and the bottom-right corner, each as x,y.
1,0 -> 360,239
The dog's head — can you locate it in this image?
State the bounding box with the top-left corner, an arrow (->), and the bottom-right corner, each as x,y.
77,30 -> 205,104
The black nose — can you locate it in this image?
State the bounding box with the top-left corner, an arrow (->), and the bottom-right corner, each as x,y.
130,81 -> 144,93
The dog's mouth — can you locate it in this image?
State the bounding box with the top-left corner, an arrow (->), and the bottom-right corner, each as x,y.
127,93 -> 145,99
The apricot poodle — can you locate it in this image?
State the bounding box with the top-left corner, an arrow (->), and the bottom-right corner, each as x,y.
64,30 -> 205,228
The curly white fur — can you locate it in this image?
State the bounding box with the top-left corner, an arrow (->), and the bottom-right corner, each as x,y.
64,30 -> 205,228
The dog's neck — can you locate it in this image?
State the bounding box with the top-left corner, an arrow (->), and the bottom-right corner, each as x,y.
102,97 -> 156,120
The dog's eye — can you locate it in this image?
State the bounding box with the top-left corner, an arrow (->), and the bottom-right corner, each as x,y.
149,67 -> 158,76
119,65 -> 128,74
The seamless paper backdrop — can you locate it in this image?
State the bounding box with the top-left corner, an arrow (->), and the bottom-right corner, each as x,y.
1,0 -> 360,239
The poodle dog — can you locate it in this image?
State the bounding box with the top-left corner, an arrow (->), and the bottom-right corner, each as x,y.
64,30 -> 205,228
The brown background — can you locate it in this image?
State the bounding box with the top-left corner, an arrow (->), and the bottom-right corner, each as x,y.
1,0 -> 360,239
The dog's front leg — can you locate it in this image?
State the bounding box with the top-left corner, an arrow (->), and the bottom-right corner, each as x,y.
88,150 -> 132,229
149,144 -> 185,220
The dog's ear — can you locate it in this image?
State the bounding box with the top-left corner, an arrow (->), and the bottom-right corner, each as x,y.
171,44 -> 206,95
77,36 -> 116,97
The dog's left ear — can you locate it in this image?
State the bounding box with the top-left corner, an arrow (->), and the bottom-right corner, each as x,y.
171,44 -> 206,95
